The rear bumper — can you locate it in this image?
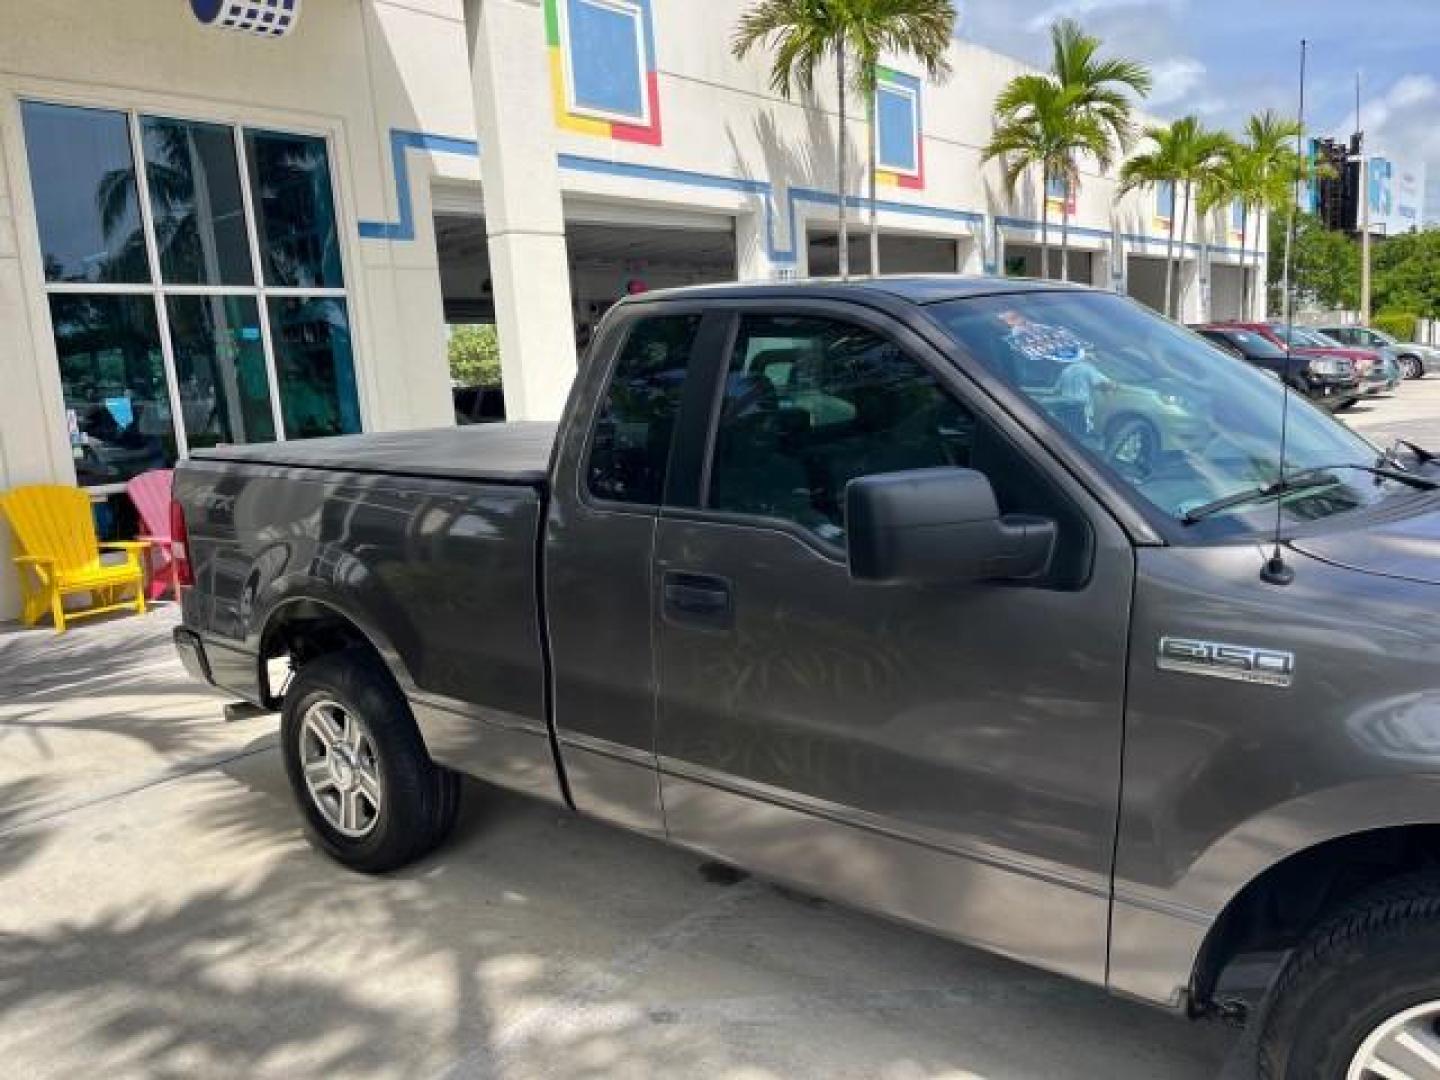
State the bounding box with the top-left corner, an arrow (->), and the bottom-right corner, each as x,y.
173,625 -> 265,704
173,626 -> 214,685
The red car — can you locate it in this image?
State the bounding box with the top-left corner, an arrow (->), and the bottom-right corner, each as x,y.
1212,322 -> 1369,410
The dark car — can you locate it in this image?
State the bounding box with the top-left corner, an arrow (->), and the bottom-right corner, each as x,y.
452,384 -> 506,425
173,278 -> 1440,1080
1192,324 -> 1361,410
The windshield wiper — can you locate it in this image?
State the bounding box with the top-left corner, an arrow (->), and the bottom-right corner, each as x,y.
1388,438 -> 1440,467
1180,463 -> 1438,526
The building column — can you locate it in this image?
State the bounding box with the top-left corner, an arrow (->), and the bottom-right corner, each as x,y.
464,0 -> 576,421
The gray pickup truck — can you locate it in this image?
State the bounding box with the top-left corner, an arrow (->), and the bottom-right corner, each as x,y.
172,278 -> 1440,1079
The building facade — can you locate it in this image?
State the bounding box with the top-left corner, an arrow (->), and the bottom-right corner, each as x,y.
0,0 -> 1266,620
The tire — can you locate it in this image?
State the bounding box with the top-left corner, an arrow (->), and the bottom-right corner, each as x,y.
1335,397 -> 1358,412
281,649 -> 460,873
1402,356 -> 1424,380
1256,873 -> 1440,1080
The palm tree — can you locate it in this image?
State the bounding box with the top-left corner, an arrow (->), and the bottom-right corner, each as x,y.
735,0 -> 953,279
984,77 -> 1112,280
1045,19 -> 1151,280
1194,135 -> 1242,321
1119,117 -> 1227,318
849,1 -> 954,277
1236,110 -> 1303,316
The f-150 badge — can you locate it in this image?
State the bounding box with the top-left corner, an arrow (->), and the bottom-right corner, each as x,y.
1157,637 -> 1295,688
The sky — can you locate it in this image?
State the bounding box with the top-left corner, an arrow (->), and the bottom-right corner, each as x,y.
954,0 -> 1440,224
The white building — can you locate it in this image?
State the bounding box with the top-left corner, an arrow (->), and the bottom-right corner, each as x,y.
0,0 -> 1266,621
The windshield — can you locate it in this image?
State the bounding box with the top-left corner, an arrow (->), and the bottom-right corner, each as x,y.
1211,329 -> 1287,359
927,291 -> 1401,538
1275,326 -> 1335,348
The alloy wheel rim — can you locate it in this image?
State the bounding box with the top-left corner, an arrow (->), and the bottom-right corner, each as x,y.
1347,1001 -> 1440,1080
299,700 -> 383,838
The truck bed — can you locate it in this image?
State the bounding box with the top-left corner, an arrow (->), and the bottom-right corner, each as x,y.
192,421 -> 557,485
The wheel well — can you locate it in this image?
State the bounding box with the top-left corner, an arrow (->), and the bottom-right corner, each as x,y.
1191,825 -> 1440,1011
258,600 -> 387,708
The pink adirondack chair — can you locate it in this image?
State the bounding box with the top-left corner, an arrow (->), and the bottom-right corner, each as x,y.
126,469 -> 180,600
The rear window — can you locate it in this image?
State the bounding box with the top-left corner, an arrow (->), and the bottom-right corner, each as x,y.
585,313 -> 701,505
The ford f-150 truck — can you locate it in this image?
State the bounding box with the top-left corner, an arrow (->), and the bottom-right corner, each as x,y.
172,278 -> 1440,1079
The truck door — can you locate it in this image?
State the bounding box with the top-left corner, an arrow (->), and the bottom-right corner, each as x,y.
544,305 -> 721,834
652,304 -> 1135,985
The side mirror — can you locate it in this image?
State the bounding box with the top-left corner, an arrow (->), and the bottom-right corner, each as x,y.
846,468 -> 1057,585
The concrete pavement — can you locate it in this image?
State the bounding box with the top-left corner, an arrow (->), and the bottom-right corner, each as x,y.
0,608 -> 1245,1080
1341,372 -> 1440,448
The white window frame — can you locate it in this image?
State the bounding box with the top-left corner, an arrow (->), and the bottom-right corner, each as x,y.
17,98 -> 356,483
558,0 -> 651,128
874,80 -> 920,178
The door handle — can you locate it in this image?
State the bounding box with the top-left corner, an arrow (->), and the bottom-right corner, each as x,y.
662,571 -> 733,626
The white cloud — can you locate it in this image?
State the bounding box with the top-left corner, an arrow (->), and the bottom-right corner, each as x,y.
1022,0 -> 1177,33
1147,57 -> 1207,107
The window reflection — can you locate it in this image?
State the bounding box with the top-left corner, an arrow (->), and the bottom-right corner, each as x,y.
245,130 -> 344,288
268,297 -> 360,438
142,116 -> 254,286
21,102 -> 150,284
50,295 -> 175,484
167,295 -> 275,449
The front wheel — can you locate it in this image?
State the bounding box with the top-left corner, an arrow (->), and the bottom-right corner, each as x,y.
281,649 -> 460,873
1402,356 -> 1424,380
1256,874 -> 1440,1079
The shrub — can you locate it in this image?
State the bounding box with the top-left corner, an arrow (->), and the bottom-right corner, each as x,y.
448,324 -> 502,386
1373,310 -> 1419,342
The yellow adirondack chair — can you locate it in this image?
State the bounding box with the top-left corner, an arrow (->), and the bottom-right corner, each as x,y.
0,484 -> 149,632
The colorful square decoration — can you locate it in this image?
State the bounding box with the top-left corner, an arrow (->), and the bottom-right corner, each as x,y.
1154,180 -> 1175,230
546,0 -> 662,145
1046,169 -> 1077,215
874,67 -> 923,190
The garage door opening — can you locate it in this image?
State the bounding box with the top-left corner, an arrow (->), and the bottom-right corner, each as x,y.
1125,254 -> 1178,315
1003,243 -> 1093,283
567,217 -> 736,346
1208,263 -> 1252,321
806,226 -> 960,277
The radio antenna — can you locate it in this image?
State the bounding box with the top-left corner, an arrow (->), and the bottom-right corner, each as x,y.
1262,38 -> 1307,587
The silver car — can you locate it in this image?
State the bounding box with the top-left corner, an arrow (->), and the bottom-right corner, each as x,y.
1319,324 -> 1440,380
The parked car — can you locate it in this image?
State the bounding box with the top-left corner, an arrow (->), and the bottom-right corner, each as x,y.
1266,325 -> 1397,397
453,384 -> 505,425
1278,326 -> 1399,395
1192,324 -> 1360,409
172,278 -> 1440,1080
1317,324 -> 1440,380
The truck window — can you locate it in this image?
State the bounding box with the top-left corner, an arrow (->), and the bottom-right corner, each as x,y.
586,313 -> 701,505
706,314 -> 973,543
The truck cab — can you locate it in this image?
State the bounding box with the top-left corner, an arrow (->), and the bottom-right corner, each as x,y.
173,278 -> 1440,1080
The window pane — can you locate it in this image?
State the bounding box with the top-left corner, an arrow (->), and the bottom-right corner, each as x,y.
245,130 -> 343,288
167,295 -> 275,449
876,86 -> 917,173
567,0 -> 645,119
267,296 -> 360,438
586,314 -> 700,504
49,294 -> 174,485
709,315 -> 967,542
21,102 -> 150,284
141,116 -> 253,286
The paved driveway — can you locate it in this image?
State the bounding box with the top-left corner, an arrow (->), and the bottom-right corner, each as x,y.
1342,372 -> 1440,448
0,608 -> 1246,1079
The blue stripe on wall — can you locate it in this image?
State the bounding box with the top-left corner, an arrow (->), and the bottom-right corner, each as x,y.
358,126 -> 1247,261
357,130 -> 480,241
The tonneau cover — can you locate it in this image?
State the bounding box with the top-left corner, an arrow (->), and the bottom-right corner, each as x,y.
192,421 -> 556,484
